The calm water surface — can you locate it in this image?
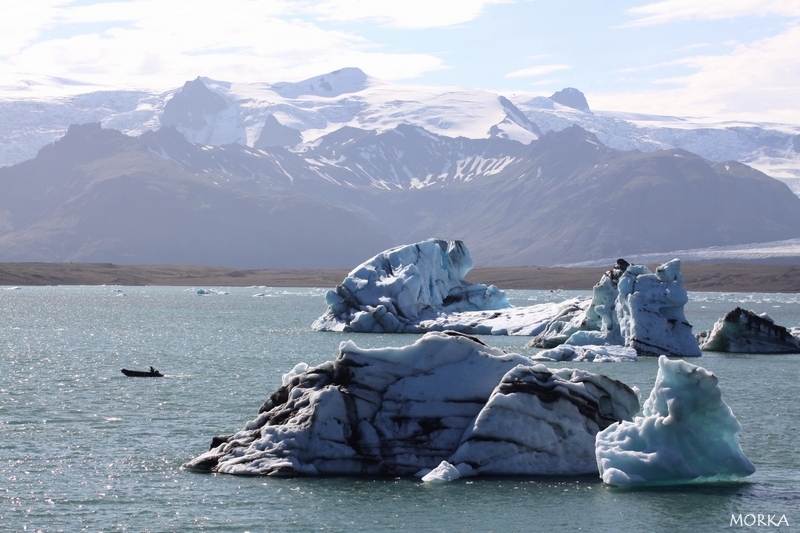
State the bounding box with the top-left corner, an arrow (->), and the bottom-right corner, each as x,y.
1,286 -> 799,532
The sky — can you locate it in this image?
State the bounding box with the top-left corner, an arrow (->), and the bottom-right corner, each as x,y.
1,0 -> 799,122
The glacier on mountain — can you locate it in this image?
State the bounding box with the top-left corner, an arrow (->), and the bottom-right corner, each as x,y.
2,68 -> 798,201
183,331 -> 639,477
4,69 -> 800,267
510,92 -> 800,195
158,69 -> 539,152
270,67 -> 370,99
0,68 -> 542,169
562,237 -> 800,267
596,356 -> 755,486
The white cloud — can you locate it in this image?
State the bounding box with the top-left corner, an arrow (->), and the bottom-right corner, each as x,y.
609,1 -> 800,120
2,0 -> 798,126
0,2 -> 65,55
310,0 -> 512,29
624,0 -> 800,26
592,24 -> 800,122
0,0 -> 448,89
506,64 -> 570,78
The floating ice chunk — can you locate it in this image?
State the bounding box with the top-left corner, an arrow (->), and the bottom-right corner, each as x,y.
183,331 -> 638,477
420,461 -> 462,483
530,259 -> 701,357
312,239 -> 511,333
696,307 -> 800,353
595,355 -> 755,486
533,344 -> 637,362
197,288 -> 228,295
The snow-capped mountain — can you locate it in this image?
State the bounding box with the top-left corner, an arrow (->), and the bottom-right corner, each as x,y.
2,68 -> 800,268
2,120 -> 800,268
511,93 -> 800,195
163,69 -> 540,150
2,67 -> 797,196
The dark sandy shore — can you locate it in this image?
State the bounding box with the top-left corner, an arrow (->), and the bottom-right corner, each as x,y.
1,261 -> 799,292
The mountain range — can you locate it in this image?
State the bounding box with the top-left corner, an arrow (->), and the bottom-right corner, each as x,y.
1,68 -> 800,268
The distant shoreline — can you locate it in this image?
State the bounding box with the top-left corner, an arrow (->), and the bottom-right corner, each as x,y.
1,261 -> 799,293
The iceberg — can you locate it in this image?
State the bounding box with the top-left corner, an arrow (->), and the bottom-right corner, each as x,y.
312,239 -> 513,333
183,331 -> 639,477
312,243 -> 701,353
595,356 -> 755,486
529,259 -> 701,357
696,307 -> 800,353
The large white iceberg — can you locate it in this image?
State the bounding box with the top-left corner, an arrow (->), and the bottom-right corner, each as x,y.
529,259 -> 701,357
312,239 -> 512,333
595,355 -> 755,486
183,331 -> 639,477
697,307 -> 800,353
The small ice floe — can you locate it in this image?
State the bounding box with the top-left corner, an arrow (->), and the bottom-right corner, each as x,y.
595,356 -> 755,486
197,288 -> 228,295
420,461 -> 467,483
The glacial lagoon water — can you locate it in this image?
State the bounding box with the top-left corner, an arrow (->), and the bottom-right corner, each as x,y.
1,285 -> 799,532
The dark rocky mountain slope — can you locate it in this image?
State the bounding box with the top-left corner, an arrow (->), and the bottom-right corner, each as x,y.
0,124 -> 391,268
1,122 -> 799,268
